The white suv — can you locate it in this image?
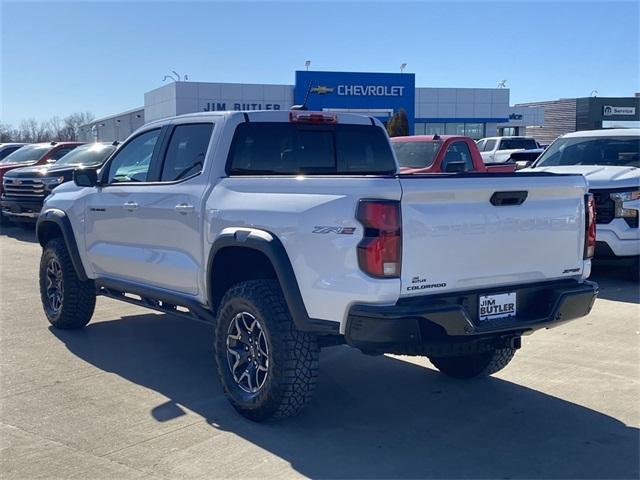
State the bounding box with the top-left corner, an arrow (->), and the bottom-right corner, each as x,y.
528,128 -> 639,269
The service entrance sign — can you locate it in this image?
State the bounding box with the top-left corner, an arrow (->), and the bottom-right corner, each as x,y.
603,106 -> 636,116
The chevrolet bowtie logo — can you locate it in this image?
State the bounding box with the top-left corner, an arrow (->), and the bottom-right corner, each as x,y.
311,85 -> 334,95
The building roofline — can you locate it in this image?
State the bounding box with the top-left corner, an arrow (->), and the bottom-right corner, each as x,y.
82,106 -> 144,126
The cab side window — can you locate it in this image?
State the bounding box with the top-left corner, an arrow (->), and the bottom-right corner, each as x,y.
442,141 -> 474,172
484,139 -> 496,152
107,129 -> 161,183
160,123 -> 213,182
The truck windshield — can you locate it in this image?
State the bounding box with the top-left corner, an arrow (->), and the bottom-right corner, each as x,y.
227,123 -> 396,175
534,136 -> 640,168
392,141 -> 441,168
54,143 -> 116,167
0,145 -> 50,165
499,138 -> 538,150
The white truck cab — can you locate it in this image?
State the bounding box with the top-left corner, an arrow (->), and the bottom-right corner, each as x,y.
35,110 -> 598,421
478,136 -> 540,163
528,129 -> 639,268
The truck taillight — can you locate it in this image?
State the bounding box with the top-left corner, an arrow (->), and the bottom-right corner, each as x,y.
584,194 -> 596,259
289,111 -> 337,124
356,200 -> 401,278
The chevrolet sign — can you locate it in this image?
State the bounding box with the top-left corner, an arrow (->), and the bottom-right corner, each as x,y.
337,85 -> 405,97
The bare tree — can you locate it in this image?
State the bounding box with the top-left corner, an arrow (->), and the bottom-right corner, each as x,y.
0,112 -> 94,142
63,112 -> 95,141
48,116 -> 65,140
0,123 -> 20,142
19,118 -> 51,142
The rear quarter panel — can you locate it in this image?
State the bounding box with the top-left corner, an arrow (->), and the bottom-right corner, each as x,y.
206,177 -> 403,327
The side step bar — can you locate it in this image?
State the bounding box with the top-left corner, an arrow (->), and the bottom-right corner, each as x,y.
95,278 -> 216,325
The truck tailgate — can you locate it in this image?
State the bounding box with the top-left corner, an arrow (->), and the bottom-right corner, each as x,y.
398,173 -> 588,297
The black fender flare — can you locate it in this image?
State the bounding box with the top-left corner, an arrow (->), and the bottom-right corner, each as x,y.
36,209 -> 89,282
207,229 -> 339,335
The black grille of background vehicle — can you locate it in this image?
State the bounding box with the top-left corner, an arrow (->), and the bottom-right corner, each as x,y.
2,178 -> 45,198
591,188 -> 639,228
625,216 -> 639,228
590,189 -> 615,224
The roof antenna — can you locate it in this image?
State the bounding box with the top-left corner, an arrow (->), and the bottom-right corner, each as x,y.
291,81 -> 314,111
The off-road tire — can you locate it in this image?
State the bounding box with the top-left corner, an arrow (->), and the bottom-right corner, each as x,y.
39,238 -> 96,329
429,347 -> 516,379
214,279 -> 319,422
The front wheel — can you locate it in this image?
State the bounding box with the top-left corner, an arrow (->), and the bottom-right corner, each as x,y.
214,279 -> 319,422
429,347 -> 516,379
39,238 -> 96,329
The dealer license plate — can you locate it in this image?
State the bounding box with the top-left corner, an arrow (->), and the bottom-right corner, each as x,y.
479,292 -> 517,322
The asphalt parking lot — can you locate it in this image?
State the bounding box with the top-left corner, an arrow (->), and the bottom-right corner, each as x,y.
0,224 -> 638,480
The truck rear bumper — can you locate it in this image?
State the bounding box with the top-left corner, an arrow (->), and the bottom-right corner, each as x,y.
345,279 -> 598,352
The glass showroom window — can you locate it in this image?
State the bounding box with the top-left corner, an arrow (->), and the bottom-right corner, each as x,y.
464,123 -> 485,139
414,123 -> 426,135
425,123 -> 445,135
445,123 -> 466,135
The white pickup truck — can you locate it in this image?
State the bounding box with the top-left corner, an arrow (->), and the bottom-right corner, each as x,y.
36,110 -> 598,421
477,136 -> 542,164
527,128 -> 639,272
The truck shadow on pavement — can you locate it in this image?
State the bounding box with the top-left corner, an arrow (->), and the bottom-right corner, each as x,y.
50,313 -> 639,479
591,265 -> 639,304
0,224 -> 37,243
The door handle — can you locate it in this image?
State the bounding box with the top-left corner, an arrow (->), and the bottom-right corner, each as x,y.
174,203 -> 195,214
123,201 -> 139,211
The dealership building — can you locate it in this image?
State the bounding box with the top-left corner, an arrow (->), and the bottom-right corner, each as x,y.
515,95 -> 640,145
80,70 -> 547,142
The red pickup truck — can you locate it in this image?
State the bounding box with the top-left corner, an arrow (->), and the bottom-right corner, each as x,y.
391,135 -> 516,173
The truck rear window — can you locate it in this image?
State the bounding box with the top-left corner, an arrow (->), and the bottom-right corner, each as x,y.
227,123 -> 396,175
392,141 -> 441,168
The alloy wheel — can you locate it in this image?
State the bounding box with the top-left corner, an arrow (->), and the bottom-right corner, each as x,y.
45,257 -> 64,315
226,311 -> 270,393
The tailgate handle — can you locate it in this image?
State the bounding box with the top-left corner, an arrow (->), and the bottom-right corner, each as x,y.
490,191 -> 528,206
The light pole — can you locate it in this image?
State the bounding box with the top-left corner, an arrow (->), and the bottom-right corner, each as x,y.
400,63 -> 407,73
305,60 -> 311,71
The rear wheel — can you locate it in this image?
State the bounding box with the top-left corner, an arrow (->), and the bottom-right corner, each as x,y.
39,238 -> 96,329
214,279 -> 319,422
429,347 -> 516,379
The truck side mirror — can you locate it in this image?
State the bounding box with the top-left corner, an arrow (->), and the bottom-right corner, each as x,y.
444,161 -> 467,173
74,168 -> 99,187
515,161 -> 532,170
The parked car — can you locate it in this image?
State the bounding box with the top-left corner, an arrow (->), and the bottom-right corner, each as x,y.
36,110 -> 597,421
1,142 -> 117,223
0,142 -> 83,200
391,135 -> 516,173
0,143 -> 27,160
526,128 -> 639,271
477,136 -> 541,164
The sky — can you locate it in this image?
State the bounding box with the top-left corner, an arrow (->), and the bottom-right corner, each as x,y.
1,0 -> 638,125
